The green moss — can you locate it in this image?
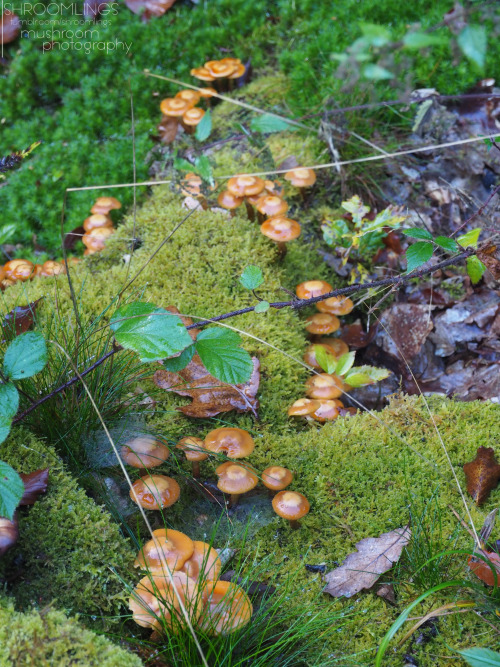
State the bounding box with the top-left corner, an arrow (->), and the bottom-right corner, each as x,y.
0,429 -> 135,620
0,597 -> 142,667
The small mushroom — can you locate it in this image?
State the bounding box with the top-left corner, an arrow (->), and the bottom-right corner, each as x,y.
284,167 -> 316,199
316,296 -> 354,316
260,216 -> 301,258
190,67 -> 216,82
198,86 -> 218,108
160,97 -> 192,136
4,259 -> 34,282
179,172 -> 215,210
204,427 -> 255,458
182,107 -> 206,135
90,197 -> 122,216
83,213 -> 113,232
309,399 -> 341,422
227,175 -> 265,221
180,541 -> 222,581
305,373 -> 344,399
261,466 -> 293,495
305,313 -> 340,336
204,60 -> 238,79
255,195 -> 289,223
176,436 -> 209,478
287,398 -> 321,417
135,528 -> 194,573
39,260 -> 66,277
121,435 -> 170,472
303,343 -> 339,369
198,580 -> 252,635
317,337 -> 349,357
272,490 -> 310,529
217,190 -> 243,217
295,280 -> 332,300
215,462 -> 258,507
130,475 -> 180,511
175,89 -> 201,107
82,227 -> 114,254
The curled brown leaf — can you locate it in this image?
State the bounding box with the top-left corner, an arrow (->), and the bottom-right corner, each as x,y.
463,447 -> 500,506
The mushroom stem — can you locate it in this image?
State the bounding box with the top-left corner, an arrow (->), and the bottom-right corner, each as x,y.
191,461 -> 201,478
244,201 -> 255,222
289,519 -> 301,530
276,241 -> 287,260
257,211 -> 265,224
229,493 -> 240,508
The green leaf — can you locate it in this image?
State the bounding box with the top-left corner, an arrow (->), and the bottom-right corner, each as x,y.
195,110 -> 212,142
403,31 -> 447,49
173,156 -> 194,172
3,332 -> 47,380
404,228 -> 433,241
466,256 -> 486,284
254,301 -> 270,313
240,265 -> 264,290
458,648 -> 500,667
0,224 -> 16,245
0,383 -> 19,420
335,351 -> 356,377
250,114 -> 297,134
195,328 -> 253,384
345,365 -> 391,387
162,344 -> 195,372
0,460 -> 24,520
342,195 -> 370,225
457,25 -> 487,70
405,242 -> 433,273
0,417 -> 12,446
314,345 -> 338,375
194,155 -> 214,186
458,228 -> 481,248
359,23 -> 391,47
434,236 -> 459,253
110,302 -> 192,363
362,64 -> 394,80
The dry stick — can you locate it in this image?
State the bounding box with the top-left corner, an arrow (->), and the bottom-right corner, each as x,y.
121,82 -> 138,288
60,189 -> 83,332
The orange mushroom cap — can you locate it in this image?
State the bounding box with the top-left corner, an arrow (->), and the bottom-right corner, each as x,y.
180,541 -> 222,581
295,280 -> 333,300
83,213 -> 113,232
204,427 -> 255,458
217,190 -> 243,210
255,195 -> 289,217
182,107 -> 206,127
219,57 -> 242,66
287,398 -> 321,416
228,63 -> 246,79
176,436 -> 209,462
82,227 -> 114,252
90,196 -> 122,215
175,89 -> 201,106
160,97 -> 192,117
204,60 -> 237,78
4,259 -> 34,282
121,435 -> 170,468
130,475 -> 180,510
260,217 -> 301,242
305,373 -> 344,399
261,466 -> 293,491
309,399 -> 341,422
264,180 -> 283,195
317,337 -> 350,357
272,491 -> 310,521
180,172 -> 203,197
40,260 -> 66,277
303,343 -> 339,369
199,580 -> 253,635
227,175 -> 265,198
215,462 -> 258,495
198,87 -> 218,98
134,528 -> 194,573
305,313 -> 340,335
284,167 -> 316,188
316,296 -> 354,316
190,67 -> 216,82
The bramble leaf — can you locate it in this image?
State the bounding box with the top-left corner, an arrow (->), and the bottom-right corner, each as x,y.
405,241 -> 433,273
3,332 -> 47,380
195,328 -> 253,384
240,265 -> 264,290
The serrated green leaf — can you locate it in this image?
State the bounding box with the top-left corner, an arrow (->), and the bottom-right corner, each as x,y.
195,110 -> 212,142
173,156 -> 194,172
362,64 -> 394,80
342,195 -> 370,225
110,302 -> 192,363
458,647 -> 500,667
0,383 -> 19,420
195,328 -> 253,384
458,228 -> 481,248
403,31 -> 446,50
457,25 -> 486,70
3,332 -> 47,380
404,228 -> 433,241
466,256 -> 486,284
434,236 -> 459,253
335,351 -> 356,377
405,241 -> 433,273
0,460 -> 24,520
194,155 -> 214,186
254,301 -> 270,313
314,345 -> 338,375
240,265 -> 264,290
250,114 -> 297,134
345,365 -> 391,387
162,344 -> 195,372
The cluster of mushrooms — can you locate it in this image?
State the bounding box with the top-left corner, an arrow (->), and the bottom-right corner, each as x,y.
0,256 -> 73,289
82,196 -> 121,255
288,280 -> 358,423
122,429 -> 310,530
160,88 -> 215,137
129,528 -> 253,637
190,57 -> 246,91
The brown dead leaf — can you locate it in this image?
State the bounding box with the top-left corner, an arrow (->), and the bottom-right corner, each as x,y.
154,355 -> 260,418
463,447 -> 500,505
2,299 -> 43,340
19,468 -> 49,506
340,322 -> 378,349
323,526 -> 411,598
0,516 -> 18,557
374,303 -> 434,360
63,225 -> 85,251
0,11 -> 20,45
125,0 -> 177,21
468,550 -> 500,586
157,116 -> 179,144
376,583 -> 396,605
477,245 -> 500,280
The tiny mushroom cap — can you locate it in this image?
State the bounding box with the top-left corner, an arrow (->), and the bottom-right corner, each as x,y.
204,60 -> 237,78
130,475 -> 181,511
303,343 -> 339,369
295,280 -> 332,300
190,66 -> 216,82
176,436 -> 209,462
180,172 -> 203,197
198,86 -> 218,98
284,167 -> 317,188
134,528 -> 194,573
227,175 -> 265,198
40,260 -> 66,277
4,259 -> 34,281
316,296 -> 354,316
90,196 -> 121,215
180,541 -> 222,581
199,580 -> 253,635
82,227 -> 114,253
261,466 -> 293,491
255,195 -> 289,218
287,398 -> 321,416
121,435 -> 170,468
217,190 -> 243,210
182,107 -> 206,127
305,313 -> 340,335
160,97 -> 192,117
272,491 -> 310,522
175,89 -> 201,106
309,399 -> 340,422
215,462 -> 258,495
305,373 -> 344,399
228,63 -> 246,79
204,427 -> 255,458
83,213 -> 113,232
219,57 -> 242,66
318,337 -> 349,357
260,217 -> 301,242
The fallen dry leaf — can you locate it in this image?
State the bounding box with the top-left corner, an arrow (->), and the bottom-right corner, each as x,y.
376,583 -> 396,605
477,245 -> 500,281
468,550 -> 500,586
0,10 -> 20,45
2,298 -> 43,340
463,447 -> 500,506
157,116 -> 179,144
340,322 -> 378,350
373,303 -> 434,360
125,0 -> 177,21
19,468 -> 49,505
63,225 -> 85,251
0,516 -> 18,557
323,526 -> 411,598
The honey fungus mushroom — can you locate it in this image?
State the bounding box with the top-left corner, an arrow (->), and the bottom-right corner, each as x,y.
4,259 -> 34,282
176,436 -> 209,478
287,398 -> 321,417
305,373 -> 344,399
175,89 -> 201,106
198,580 -> 253,635
180,541 -> 221,581
121,435 -> 170,470
295,280 -> 332,300
190,66 -> 216,82
204,427 -> 255,458
260,217 -> 301,258
309,399 -> 341,422
130,475 -> 180,511
272,490 -> 310,529
82,227 -> 114,254
303,343 -> 339,369
83,213 -> 113,232
39,260 -> 66,277
316,296 -> 354,316
182,107 -> 206,134
305,313 -> 340,336
135,528 -> 194,573
90,196 -> 122,216
215,462 -> 258,507
284,167 -> 317,191
255,194 -> 289,222
262,466 -> 293,493
227,175 -> 265,199
217,190 -> 243,217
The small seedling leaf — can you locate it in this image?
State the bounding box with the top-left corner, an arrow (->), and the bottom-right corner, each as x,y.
345,365 -> 391,387
195,110 -> 212,142
457,25 -> 487,70
362,64 -> 394,80
405,241 -> 433,273
402,31 -> 446,49
194,155 -> 214,186
335,351 -> 356,377
3,332 -> 47,380
254,301 -> 270,313
240,265 -> 264,290
466,256 -> 486,284
195,328 -> 253,384
250,114 -> 297,134
314,345 -> 338,375
458,228 -> 481,248
434,236 -> 459,253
